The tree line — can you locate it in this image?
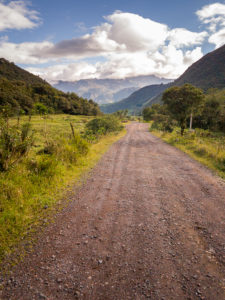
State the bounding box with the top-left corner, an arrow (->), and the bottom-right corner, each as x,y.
143,84 -> 225,135
0,77 -> 101,116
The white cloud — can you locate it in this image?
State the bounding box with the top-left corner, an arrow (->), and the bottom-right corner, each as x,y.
39,12 -> 169,59
27,46 -> 204,83
196,2 -> 225,21
0,1 -> 41,31
168,28 -> 208,47
0,10 -> 208,81
26,61 -> 98,83
0,40 -> 53,64
196,2 -> 225,47
208,27 -> 225,47
105,12 -> 168,52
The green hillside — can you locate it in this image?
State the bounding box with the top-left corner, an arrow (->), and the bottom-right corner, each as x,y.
174,44 -> 225,89
0,58 -> 101,116
0,58 -> 47,85
100,84 -> 169,114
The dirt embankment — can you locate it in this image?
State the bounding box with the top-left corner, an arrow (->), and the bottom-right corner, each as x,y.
1,123 -> 225,300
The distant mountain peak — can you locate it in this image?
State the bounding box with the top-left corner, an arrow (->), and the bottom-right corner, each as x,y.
54,75 -> 172,105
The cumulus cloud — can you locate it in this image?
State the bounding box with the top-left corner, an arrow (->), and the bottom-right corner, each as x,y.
38,12 -> 168,59
105,12 -> 168,52
196,2 -> 225,47
26,61 -> 98,82
208,28 -> 225,47
0,1 -> 41,31
26,46 -> 204,83
0,10 -> 209,81
41,31 -> 125,59
168,28 -> 208,47
40,12 -> 205,59
0,40 -> 53,64
196,2 -> 225,22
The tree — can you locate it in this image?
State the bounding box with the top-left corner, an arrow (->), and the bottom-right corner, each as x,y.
34,102 -> 48,115
162,84 -> 205,135
142,104 -> 167,121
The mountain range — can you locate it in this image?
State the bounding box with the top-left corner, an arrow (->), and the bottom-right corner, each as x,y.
101,44 -> 225,114
54,76 -> 172,105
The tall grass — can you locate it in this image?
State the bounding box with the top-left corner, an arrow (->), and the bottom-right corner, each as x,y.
0,114 -> 125,265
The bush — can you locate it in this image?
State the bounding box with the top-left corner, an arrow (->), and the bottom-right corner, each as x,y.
150,114 -> 175,133
38,132 -> 89,165
27,155 -> 57,178
85,116 -> 123,136
0,121 -> 34,171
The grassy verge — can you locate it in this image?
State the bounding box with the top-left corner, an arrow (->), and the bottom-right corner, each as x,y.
0,114 -> 126,265
150,128 -> 225,179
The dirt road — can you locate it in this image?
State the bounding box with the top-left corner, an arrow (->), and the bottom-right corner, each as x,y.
1,123 -> 225,300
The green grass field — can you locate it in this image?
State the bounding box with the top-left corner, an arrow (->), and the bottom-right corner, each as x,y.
0,114 -> 126,266
151,128 -> 225,179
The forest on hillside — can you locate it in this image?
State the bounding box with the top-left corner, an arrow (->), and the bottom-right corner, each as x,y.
0,78 -> 101,116
0,59 -> 101,116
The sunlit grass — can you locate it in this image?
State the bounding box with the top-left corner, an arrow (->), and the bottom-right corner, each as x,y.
0,114 -> 126,266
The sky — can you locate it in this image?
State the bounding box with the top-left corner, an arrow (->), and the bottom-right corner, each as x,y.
0,0 -> 225,83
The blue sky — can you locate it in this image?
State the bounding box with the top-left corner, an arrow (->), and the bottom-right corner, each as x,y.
0,0 -> 225,82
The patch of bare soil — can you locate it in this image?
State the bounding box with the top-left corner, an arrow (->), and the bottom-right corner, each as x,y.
0,123 -> 224,300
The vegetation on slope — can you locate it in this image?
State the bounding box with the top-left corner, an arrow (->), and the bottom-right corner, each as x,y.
0,58 -> 47,85
0,58 -> 101,116
100,84 -> 168,114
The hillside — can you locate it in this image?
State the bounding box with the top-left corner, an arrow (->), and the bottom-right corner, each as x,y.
145,44 -> 225,107
174,44 -> 225,89
100,84 -> 170,114
0,59 -> 101,116
0,58 -> 47,85
103,44 -> 225,113
54,76 -> 171,104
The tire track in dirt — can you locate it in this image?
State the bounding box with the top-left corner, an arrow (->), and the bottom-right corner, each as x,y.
0,123 -> 224,300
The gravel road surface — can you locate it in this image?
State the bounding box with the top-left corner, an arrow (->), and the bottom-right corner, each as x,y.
1,123 -> 225,300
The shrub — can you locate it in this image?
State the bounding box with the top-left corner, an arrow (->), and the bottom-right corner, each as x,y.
0,121 -> 34,171
150,114 -> 175,133
38,133 -> 89,165
85,116 -> 123,136
27,155 -> 57,178
70,132 -> 89,155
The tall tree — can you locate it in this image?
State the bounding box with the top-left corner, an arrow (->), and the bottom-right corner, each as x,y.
162,84 -> 205,135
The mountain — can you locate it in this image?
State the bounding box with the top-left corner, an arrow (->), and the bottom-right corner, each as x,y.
174,44 -> 225,89
100,84 -> 169,114
103,44 -> 225,113
54,75 -> 171,104
112,87 -> 138,102
144,44 -> 225,107
0,58 -> 101,116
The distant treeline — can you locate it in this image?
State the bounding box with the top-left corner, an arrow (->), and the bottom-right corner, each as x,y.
143,87 -> 225,133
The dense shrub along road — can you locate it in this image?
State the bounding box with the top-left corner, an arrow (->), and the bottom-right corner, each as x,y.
1,123 -> 225,299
